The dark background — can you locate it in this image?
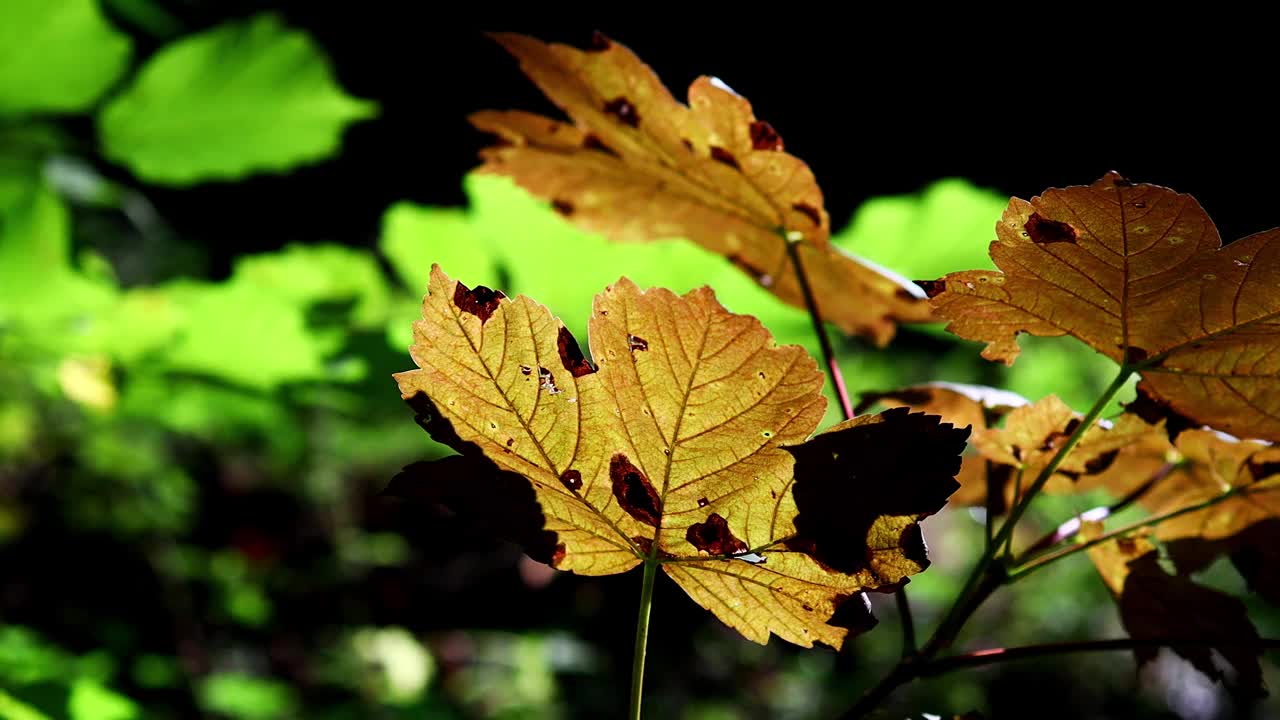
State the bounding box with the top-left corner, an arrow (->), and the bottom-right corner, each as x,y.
112,4 -> 1280,275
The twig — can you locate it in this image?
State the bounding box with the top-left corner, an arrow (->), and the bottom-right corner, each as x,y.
835,366 -> 1134,719
783,237 -> 854,420
1007,480 -> 1280,582
783,233 -> 917,658
1014,464 -> 1172,564
922,637 -> 1280,676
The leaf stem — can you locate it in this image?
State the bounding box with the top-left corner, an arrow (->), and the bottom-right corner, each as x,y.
1014,463 -> 1172,563
629,557 -> 659,720
896,588 -> 917,657
989,367 -> 1133,555
1007,480 -> 1280,582
836,366 -> 1133,718
783,233 -> 919,657
783,236 -> 853,420
921,637 -> 1280,676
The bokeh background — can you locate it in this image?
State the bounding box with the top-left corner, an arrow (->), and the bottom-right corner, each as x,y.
2,2 -> 1278,718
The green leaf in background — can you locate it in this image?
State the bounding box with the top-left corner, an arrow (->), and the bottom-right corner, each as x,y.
99,13 -> 377,184
0,167 -> 118,348
67,679 -> 138,720
832,178 -> 1005,281
198,673 -> 299,720
0,689 -> 51,720
0,0 -> 133,116
380,174 -> 814,353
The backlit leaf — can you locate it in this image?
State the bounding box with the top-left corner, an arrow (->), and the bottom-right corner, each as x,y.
0,0 -> 132,115
469,33 -> 931,345
99,14 -> 377,184
1083,524 -> 1264,697
925,172 -> 1280,441
395,266 -> 967,647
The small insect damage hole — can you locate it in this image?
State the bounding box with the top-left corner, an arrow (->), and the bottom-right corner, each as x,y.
603,97 -> 639,127
628,335 -> 649,352
538,366 -> 562,395
551,199 -> 574,216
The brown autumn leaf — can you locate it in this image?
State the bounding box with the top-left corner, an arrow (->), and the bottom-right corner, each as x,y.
855,382 -> 1027,510
467,32 -> 931,346
393,265 -> 967,648
1083,523 -> 1265,697
1135,428 -> 1280,544
924,172 -> 1280,441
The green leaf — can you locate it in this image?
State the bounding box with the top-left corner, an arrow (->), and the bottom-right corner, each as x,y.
157,279 -> 338,390
0,167 -> 118,348
0,689 -> 52,720
99,13 -> 377,184
198,673 -> 298,720
0,0 -> 133,116
832,178 -> 1006,281
380,175 -> 812,350
67,679 -> 137,720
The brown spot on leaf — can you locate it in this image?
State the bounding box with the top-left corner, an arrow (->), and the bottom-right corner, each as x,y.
452,281 -> 506,325
603,97 -> 639,127
697,497 -> 709,507
628,335 -> 649,352
588,31 -> 611,51
520,365 -> 532,375
551,199 -> 574,216
557,326 -> 595,377
559,468 -> 583,492
687,513 -> 748,555
610,454 -> 661,527
680,138 -> 694,151
506,437 -> 515,447
1024,213 -> 1078,245
709,146 -> 740,169
551,543 -> 566,566
1124,346 -> 1150,364
749,121 -> 784,151
791,202 -> 822,227
1084,449 -> 1120,475
582,133 -> 618,157
1248,458 -> 1280,481
632,535 -> 674,559
1125,381 -> 1200,441
915,279 -> 947,298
